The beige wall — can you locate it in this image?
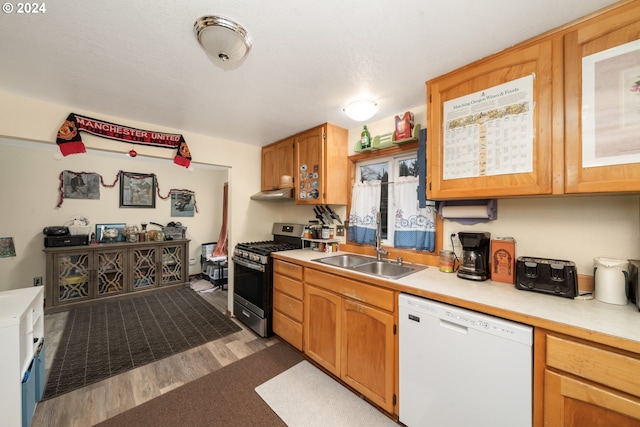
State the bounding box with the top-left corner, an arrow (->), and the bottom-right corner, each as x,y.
349,105 -> 640,275
2,90 -> 638,300
0,92 -> 282,310
0,138 -> 229,291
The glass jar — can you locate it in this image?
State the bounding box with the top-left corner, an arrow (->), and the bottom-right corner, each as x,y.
439,250 -> 456,273
321,225 -> 331,239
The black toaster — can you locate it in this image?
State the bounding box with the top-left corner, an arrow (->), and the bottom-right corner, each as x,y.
515,256 -> 578,298
628,260 -> 640,311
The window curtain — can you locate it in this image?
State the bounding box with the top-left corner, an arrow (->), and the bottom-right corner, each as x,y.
348,180 -> 381,245
393,176 -> 436,251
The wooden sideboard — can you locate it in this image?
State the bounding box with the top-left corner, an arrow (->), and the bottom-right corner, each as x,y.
43,239 -> 189,313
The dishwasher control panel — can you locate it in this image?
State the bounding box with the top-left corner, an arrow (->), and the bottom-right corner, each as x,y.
399,293 -> 532,345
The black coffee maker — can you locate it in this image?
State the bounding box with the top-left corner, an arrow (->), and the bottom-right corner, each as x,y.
457,231 -> 491,281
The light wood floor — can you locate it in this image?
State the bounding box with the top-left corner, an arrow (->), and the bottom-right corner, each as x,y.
32,283 -> 279,427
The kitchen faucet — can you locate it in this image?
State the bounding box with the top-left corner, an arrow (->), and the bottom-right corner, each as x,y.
376,211 -> 388,261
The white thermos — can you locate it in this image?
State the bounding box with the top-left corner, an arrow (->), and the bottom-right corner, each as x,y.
593,257 -> 629,305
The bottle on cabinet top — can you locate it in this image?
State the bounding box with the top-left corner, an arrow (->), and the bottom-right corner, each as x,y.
360,125 -> 371,149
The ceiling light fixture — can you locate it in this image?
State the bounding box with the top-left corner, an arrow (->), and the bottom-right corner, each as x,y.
194,16 -> 252,69
343,100 -> 379,121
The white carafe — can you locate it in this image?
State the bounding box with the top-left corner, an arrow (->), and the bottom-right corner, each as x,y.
593,257 -> 629,305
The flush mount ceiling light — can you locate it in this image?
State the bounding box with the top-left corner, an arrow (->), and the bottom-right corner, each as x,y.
194,16 -> 252,69
343,100 -> 379,121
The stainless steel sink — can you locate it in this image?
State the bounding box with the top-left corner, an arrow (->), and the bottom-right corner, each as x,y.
352,260 -> 425,279
313,254 -> 426,279
314,254 -> 374,268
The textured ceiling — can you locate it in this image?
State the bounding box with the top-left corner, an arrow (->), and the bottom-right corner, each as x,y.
0,0 -> 618,146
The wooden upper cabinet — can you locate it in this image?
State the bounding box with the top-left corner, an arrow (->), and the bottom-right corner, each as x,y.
427,39 -> 556,199
294,123 -> 348,204
261,138 -> 293,191
564,2 -> 640,194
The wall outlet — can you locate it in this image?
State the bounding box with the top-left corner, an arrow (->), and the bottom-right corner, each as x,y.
189,258 -> 196,266
336,225 -> 345,237
33,276 -> 42,286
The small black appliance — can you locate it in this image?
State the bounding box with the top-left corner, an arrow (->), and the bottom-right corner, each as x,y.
44,235 -> 89,247
457,231 -> 491,281
43,226 -> 69,236
515,256 -> 578,298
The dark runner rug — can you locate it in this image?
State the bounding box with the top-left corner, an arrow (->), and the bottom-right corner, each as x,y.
96,341 -> 303,427
42,287 -> 242,400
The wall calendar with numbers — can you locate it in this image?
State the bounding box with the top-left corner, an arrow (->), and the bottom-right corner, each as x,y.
442,75 -> 534,180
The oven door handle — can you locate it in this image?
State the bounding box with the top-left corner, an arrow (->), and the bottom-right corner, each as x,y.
232,256 -> 265,272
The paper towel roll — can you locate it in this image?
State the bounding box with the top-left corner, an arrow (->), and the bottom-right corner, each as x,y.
441,205 -> 489,219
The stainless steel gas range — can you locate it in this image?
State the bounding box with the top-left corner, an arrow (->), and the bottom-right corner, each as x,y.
232,223 -> 304,337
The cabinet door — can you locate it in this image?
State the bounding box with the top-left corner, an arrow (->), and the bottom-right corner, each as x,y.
341,299 -> 395,413
564,3 -> 640,193
95,248 -> 127,297
53,251 -> 92,305
544,370 -> 640,426
130,245 -> 158,291
304,284 -> 341,376
261,138 -> 293,191
427,39 -> 554,199
160,243 -> 185,286
295,126 -> 325,204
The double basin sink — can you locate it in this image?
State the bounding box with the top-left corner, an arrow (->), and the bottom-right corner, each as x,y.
313,254 -> 427,279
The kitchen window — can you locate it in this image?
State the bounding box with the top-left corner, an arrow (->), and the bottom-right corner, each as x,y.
352,152 -> 420,247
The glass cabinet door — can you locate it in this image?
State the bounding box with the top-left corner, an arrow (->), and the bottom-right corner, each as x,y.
95,248 -> 126,297
161,244 -> 184,285
131,246 -> 157,291
55,252 -> 91,304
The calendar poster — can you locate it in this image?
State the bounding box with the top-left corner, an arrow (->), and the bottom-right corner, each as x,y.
443,75 -> 534,180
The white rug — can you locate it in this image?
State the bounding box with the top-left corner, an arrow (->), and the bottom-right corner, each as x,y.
189,280 -> 216,292
255,361 -> 398,427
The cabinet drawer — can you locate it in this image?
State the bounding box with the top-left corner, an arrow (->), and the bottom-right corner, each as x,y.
274,273 -> 303,300
273,259 -> 303,280
274,290 -> 303,322
546,334 -> 640,398
273,310 -> 303,351
306,269 -> 394,312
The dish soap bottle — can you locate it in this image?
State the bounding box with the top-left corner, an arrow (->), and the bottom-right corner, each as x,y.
361,125 -> 371,149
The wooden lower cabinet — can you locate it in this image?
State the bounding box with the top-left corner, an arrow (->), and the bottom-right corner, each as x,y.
303,268 -> 396,414
540,330 -> 640,426
341,298 -> 395,411
272,259 -> 305,350
304,284 -> 342,375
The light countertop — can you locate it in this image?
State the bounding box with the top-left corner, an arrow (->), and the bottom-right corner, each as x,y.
0,287 -> 43,328
272,249 -> 640,353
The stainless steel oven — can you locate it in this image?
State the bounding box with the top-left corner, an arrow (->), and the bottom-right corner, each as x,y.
232,223 -> 304,337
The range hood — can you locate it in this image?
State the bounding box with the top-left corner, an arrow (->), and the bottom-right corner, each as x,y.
250,187 -> 294,202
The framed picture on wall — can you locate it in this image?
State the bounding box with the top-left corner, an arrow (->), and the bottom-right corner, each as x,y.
170,190 -> 195,217
95,223 -> 126,243
119,172 -> 156,208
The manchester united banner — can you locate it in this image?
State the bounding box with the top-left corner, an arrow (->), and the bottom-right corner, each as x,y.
56,113 -> 192,168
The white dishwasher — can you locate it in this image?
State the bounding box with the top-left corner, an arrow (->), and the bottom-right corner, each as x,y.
399,293 -> 532,427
